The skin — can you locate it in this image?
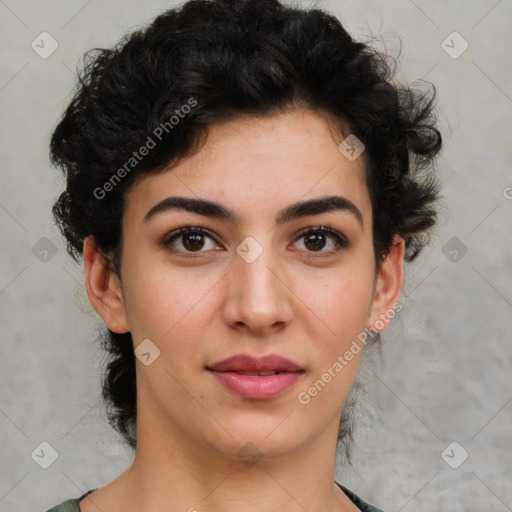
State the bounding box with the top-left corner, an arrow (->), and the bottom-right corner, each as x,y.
80,108 -> 404,512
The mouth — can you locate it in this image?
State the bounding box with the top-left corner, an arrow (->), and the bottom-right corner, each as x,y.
226,371 -> 287,376
206,353 -> 305,400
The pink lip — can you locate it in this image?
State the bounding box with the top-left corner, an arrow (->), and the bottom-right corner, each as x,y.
207,354 -> 305,400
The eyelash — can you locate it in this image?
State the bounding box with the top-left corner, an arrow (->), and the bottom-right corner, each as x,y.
161,225 -> 349,257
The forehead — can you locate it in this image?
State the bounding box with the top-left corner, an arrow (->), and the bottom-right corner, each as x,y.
124,108 -> 371,229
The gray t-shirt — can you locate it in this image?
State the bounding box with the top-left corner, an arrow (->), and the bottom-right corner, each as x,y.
45,482 -> 385,511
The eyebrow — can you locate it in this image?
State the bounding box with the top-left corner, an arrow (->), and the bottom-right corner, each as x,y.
144,195 -> 364,229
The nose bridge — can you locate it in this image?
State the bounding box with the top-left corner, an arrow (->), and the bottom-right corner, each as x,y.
236,233 -> 281,301
225,233 -> 292,331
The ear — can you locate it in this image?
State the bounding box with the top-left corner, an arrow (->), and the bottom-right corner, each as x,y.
83,236 -> 130,334
368,234 -> 405,333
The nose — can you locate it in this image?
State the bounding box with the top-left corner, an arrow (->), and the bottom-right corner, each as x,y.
222,238 -> 293,336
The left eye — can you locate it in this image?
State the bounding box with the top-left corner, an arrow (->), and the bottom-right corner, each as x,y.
292,227 -> 349,254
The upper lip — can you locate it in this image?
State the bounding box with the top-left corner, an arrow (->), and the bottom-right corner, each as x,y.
207,354 -> 304,373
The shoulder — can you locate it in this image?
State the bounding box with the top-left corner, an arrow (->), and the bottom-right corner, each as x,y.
335,481 -> 387,512
44,489 -> 97,512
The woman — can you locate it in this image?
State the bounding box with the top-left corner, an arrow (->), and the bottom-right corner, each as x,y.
46,0 -> 442,510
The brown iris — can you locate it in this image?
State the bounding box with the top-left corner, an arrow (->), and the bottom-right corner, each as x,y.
182,232 -> 205,251
303,232 -> 327,251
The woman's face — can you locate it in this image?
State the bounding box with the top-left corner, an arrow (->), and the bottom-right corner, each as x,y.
89,108 -> 404,461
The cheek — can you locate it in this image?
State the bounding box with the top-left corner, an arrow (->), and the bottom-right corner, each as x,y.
122,261 -> 220,343
303,268 -> 374,346
295,272 -> 373,411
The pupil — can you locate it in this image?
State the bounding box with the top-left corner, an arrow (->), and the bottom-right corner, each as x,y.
184,233 -> 204,251
305,233 -> 325,251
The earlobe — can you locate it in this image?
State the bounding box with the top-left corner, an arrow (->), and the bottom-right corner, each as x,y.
83,236 -> 130,334
368,234 -> 405,333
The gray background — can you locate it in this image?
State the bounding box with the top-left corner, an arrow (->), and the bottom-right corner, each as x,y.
1,0 -> 511,510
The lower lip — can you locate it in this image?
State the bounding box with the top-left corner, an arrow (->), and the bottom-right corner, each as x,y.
208,370 -> 304,399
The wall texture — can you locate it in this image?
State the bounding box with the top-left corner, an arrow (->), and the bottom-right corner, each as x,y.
0,0 -> 511,511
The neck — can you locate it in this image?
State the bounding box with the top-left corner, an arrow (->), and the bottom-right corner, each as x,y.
90,406 -> 356,511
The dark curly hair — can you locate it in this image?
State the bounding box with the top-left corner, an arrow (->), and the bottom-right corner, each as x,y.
50,0 -> 442,462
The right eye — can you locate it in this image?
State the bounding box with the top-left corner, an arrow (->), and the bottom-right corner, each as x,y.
161,226 -> 224,255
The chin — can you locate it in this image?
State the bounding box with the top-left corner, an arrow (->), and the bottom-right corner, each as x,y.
203,419 -> 311,462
